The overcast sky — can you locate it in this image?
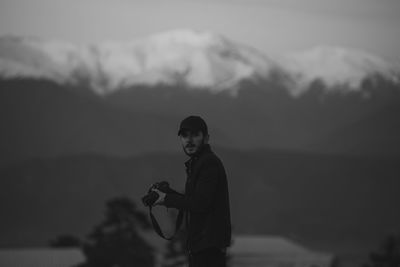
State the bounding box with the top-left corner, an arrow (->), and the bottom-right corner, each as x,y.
0,0 -> 399,59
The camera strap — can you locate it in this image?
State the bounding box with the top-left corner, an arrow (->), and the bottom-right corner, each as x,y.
149,207 -> 184,240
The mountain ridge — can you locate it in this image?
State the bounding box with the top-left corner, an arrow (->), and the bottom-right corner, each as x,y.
1,30 -> 399,97
1,76 -> 400,168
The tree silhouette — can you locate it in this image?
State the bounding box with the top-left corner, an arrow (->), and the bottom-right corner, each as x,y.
363,234 -> 400,267
78,197 -> 155,267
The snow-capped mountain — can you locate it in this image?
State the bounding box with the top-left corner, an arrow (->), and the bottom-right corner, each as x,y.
1,29 -> 399,96
1,30 -> 400,167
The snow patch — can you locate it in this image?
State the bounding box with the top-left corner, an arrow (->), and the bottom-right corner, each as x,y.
0,30 -> 399,96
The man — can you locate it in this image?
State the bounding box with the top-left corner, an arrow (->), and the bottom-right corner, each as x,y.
153,115 -> 231,267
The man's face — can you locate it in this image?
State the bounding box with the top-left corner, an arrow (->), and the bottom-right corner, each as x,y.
180,130 -> 209,156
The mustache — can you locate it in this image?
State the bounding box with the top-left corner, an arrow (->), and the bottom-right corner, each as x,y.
185,144 -> 196,148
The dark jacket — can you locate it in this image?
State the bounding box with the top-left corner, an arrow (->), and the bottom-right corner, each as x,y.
164,144 -> 231,252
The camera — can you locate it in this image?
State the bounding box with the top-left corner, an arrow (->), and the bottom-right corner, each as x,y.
141,181 -> 171,207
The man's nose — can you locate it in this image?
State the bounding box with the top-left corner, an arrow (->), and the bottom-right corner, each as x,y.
185,135 -> 194,142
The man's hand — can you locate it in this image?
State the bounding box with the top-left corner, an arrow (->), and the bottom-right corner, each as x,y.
152,188 -> 166,206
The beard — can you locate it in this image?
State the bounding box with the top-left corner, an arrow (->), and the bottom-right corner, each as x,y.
182,140 -> 206,156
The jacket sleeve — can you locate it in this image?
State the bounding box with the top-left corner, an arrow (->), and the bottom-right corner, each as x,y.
163,158 -> 220,213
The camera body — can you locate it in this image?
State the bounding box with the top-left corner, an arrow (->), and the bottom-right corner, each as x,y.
141,181 -> 171,207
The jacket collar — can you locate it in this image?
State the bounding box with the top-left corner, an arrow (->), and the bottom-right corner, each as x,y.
184,144 -> 212,168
